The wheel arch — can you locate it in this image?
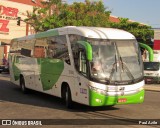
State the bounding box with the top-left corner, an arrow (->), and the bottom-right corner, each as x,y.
61,82 -> 71,99
19,74 -> 24,85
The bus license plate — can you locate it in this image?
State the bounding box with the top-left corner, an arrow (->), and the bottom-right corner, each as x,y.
118,98 -> 127,103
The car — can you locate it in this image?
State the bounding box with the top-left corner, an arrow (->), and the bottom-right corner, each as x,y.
143,61 -> 160,84
0,64 -> 9,73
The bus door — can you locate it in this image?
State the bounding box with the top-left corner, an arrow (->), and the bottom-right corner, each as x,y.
72,42 -> 91,104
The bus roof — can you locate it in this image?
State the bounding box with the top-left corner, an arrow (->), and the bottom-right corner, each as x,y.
64,26 -> 135,39
12,26 -> 135,41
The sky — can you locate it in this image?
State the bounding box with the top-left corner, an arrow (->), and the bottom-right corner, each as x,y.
67,0 -> 160,28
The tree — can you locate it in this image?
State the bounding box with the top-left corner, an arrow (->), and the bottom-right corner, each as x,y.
24,0 -> 111,32
109,18 -> 154,43
25,0 -> 62,32
24,0 -> 153,44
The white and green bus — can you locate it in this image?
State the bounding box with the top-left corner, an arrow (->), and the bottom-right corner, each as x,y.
9,26 -> 144,108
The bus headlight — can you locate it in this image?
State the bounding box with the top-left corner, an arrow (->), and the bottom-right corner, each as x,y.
140,96 -> 144,100
89,85 -> 108,95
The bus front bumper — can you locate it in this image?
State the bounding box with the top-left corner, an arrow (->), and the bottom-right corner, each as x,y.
89,89 -> 145,106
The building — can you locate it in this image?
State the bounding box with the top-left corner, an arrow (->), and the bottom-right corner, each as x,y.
0,0 -> 44,45
0,0 -> 44,64
154,29 -> 160,50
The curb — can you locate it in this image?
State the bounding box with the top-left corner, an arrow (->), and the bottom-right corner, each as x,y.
144,86 -> 160,92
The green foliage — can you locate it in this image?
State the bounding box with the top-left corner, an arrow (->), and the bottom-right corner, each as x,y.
109,18 -> 154,43
25,0 -> 110,32
25,0 -> 153,43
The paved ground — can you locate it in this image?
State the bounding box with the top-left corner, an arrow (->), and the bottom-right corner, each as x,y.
0,73 -> 160,128
144,84 -> 160,92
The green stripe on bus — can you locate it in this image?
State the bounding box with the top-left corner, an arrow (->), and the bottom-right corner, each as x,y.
77,41 -> 93,61
35,30 -> 59,39
139,42 -> 153,62
12,55 -> 21,81
40,58 -> 64,91
89,90 -> 145,106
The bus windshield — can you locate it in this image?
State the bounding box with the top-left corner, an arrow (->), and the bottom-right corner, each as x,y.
88,39 -> 143,84
144,62 -> 159,71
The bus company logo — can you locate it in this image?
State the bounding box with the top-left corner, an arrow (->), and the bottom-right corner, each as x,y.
2,120 -> 11,125
80,88 -> 87,94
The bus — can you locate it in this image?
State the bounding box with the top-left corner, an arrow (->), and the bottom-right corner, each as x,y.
9,26 -> 144,108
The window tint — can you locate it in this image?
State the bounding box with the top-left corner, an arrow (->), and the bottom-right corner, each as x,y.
69,34 -> 85,62
47,35 -> 70,64
34,38 -> 47,58
10,40 -> 35,57
10,41 -> 19,53
21,40 -> 35,57
10,35 -> 71,65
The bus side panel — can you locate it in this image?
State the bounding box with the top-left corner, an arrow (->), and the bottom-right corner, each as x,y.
33,60 -> 75,98
70,74 -> 90,105
9,55 -> 40,89
39,58 -> 64,91
9,55 -> 21,85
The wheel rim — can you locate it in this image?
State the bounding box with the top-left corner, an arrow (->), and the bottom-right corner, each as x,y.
21,79 -> 25,92
65,89 -> 68,105
21,83 -> 25,91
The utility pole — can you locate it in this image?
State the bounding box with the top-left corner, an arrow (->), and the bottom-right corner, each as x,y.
26,23 -> 29,36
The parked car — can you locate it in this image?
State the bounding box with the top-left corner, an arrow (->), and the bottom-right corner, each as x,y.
0,64 -> 9,73
143,62 -> 160,84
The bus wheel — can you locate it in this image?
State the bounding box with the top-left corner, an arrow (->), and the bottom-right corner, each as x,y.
20,76 -> 27,94
65,86 -> 73,109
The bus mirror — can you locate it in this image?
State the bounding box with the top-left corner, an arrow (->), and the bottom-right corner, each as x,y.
77,41 -> 92,61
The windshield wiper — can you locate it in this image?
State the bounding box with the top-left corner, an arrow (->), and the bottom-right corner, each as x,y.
120,61 -> 135,81
109,54 -> 118,82
119,56 -> 135,82
109,42 -> 135,82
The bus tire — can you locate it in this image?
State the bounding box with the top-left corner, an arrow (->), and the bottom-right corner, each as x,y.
20,76 -> 27,94
65,86 -> 73,109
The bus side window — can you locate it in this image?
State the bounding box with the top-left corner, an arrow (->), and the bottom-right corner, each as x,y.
71,44 -> 79,70
79,50 -> 87,76
47,36 -> 71,65
18,39 -> 35,57
47,40 -> 57,58
10,41 -> 19,54
72,44 -> 87,76
34,46 -> 46,58
34,38 -> 47,58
